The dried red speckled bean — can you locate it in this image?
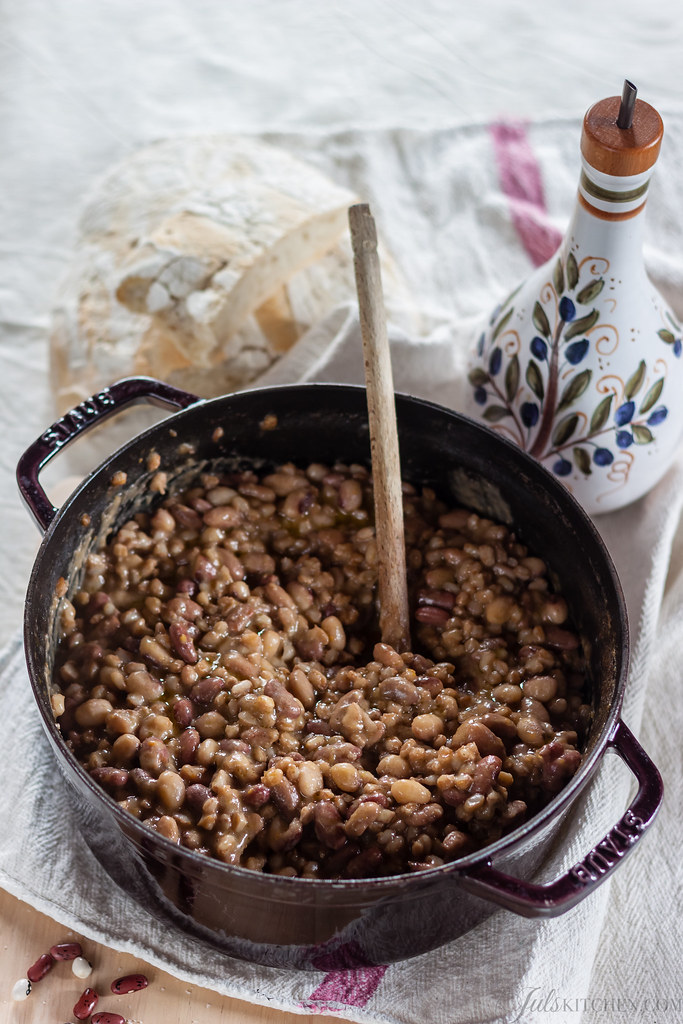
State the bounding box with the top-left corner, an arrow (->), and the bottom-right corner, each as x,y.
27,953 -> 54,982
92,1012 -> 127,1024
73,987 -> 99,1020
110,972 -> 149,994
50,941 -> 82,961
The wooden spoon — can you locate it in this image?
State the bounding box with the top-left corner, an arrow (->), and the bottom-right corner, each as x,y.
348,203 -> 411,652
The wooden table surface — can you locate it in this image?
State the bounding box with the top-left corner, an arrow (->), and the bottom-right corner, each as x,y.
0,887 -> 339,1024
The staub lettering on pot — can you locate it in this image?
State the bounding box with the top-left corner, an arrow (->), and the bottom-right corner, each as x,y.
569,811 -> 644,884
41,390 -> 116,447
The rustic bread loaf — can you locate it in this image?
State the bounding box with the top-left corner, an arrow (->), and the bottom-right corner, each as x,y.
50,135 -> 414,413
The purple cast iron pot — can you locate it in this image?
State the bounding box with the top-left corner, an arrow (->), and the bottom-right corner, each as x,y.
18,378 -> 662,969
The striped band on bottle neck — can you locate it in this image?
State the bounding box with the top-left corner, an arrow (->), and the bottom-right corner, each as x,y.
578,159 -> 653,221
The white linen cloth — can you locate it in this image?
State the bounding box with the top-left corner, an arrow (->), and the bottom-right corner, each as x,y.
2,4 -> 683,1023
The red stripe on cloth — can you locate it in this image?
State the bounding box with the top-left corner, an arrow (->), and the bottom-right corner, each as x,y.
490,121 -> 562,267
300,960 -> 388,1013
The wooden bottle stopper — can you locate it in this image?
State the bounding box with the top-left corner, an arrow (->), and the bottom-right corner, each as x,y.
581,87 -> 663,176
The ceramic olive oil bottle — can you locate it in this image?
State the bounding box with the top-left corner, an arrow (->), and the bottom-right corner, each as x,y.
466,83 -> 683,513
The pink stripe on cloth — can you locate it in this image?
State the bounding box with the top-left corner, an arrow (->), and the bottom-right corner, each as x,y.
299,942 -> 388,1013
302,965 -> 388,1013
490,121 -> 562,266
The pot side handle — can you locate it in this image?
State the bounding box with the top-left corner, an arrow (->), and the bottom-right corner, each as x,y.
17,376 -> 200,533
459,719 -> 662,917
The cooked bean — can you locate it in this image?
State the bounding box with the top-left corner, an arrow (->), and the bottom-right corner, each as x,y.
330,761 -> 361,792
55,459 -> 587,880
203,505 -> 241,529
516,716 -> 545,746
157,770 -> 186,811
90,766 -> 129,789
313,802 -> 346,849
296,760 -> 323,797
173,697 -> 195,728
195,711 -> 228,739
453,720 -> 506,759
75,698 -> 112,727
412,713 -> 443,742
138,737 -> 170,775
391,779 -> 431,804
523,675 -> 558,702
169,621 -> 198,663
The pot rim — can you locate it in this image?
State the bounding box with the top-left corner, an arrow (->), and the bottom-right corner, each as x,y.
24,381 -> 630,894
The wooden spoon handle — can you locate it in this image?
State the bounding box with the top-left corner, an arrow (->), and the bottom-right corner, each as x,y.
348,203 -> 411,652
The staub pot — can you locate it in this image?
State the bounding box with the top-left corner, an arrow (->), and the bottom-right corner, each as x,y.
18,378 -> 662,969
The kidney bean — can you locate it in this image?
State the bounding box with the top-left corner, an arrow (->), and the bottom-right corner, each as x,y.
27,952 -> 54,982
471,755 -> 502,795
264,679 -> 304,722
190,676 -> 224,705
50,941 -> 82,961
313,802 -> 346,850
271,779 -> 300,819
90,766 -> 129,789
73,987 -> 98,1019
129,767 -> 157,798
417,588 -> 456,610
453,720 -> 506,759
169,621 -> 198,663
185,783 -> 212,812
243,783 -> 271,808
176,578 -> 198,596
173,697 -> 196,728
480,712 -> 518,740
110,972 -> 149,994
172,504 -> 202,529
92,1013 -> 127,1024
177,727 -> 199,766
415,605 -> 450,625
544,625 -> 579,650
378,676 -> 419,705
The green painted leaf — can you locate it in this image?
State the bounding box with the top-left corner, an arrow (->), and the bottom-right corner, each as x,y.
553,259 -> 564,295
532,301 -> 551,338
526,360 -> 545,401
573,446 -> 592,475
564,309 -> 599,341
590,393 -> 613,432
624,360 -> 646,400
492,306 -> 514,341
665,311 -> 681,331
483,405 -> 512,423
632,424 -> 654,445
552,413 -> 579,447
505,354 -> 520,403
658,328 -> 676,345
576,278 -> 604,304
639,378 -> 664,414
468,367 -> 490,387
567,252 -> 579,290
557,369 -> 592,411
